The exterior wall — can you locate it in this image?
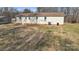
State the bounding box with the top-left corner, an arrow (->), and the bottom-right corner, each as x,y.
15,16 -> 64,25
37,17 -> 64,24
25,17 -> 31,23
16,17 -> 22,23
37,17 -> 47,24
46,17 -> 64,24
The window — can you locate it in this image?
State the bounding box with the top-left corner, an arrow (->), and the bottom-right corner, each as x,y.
44,17 -> 46,21
25,17 -> 27,19
36,16 -> 38,19
29,17 -> 30,20
19,16 -> 21,19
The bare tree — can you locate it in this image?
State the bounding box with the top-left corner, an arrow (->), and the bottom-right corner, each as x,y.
0,7 -> 18,18
71,8 -> 79,23
64,7 -> 79,23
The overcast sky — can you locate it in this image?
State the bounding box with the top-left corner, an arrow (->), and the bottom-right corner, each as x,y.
16,7 -> 37,12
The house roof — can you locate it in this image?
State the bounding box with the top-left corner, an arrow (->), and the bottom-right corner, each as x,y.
16,12 -> 64,17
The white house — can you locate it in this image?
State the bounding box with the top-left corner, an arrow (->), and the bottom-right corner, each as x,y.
14,12 -> 64,25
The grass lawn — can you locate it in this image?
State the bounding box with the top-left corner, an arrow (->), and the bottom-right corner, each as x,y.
0,23 -> 79,51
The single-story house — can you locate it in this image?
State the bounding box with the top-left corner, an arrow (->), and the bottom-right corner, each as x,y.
14,12 -> 64,25
0,16 -> 11,24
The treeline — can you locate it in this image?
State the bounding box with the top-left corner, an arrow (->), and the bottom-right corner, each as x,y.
0,7 -> 32,18
0,7 -> 18,18
64,8 -> 79,23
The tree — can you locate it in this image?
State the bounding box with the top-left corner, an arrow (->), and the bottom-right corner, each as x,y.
71,8 -> 79,23
0,7 -> 19,18
23,9 -> 32,13
64,7 -> 71,22
65,7 -> 79,23
37,7 -> 42,12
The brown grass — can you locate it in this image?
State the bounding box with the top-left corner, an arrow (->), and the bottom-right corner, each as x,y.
0,23 -> 79,51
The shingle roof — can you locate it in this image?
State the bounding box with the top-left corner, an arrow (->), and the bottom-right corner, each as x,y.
16,12 -> 64,17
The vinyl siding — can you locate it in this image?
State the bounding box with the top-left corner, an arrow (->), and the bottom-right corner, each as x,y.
15,17 -> 64,25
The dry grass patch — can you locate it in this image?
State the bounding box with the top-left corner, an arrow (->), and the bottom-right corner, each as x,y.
0,24 -> 79,51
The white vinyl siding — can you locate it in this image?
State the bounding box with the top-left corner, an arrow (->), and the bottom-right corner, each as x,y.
46,17 -> 64,24
15,16 -> 64,25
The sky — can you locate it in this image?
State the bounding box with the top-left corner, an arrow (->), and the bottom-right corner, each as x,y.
16,7 -> 37,12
